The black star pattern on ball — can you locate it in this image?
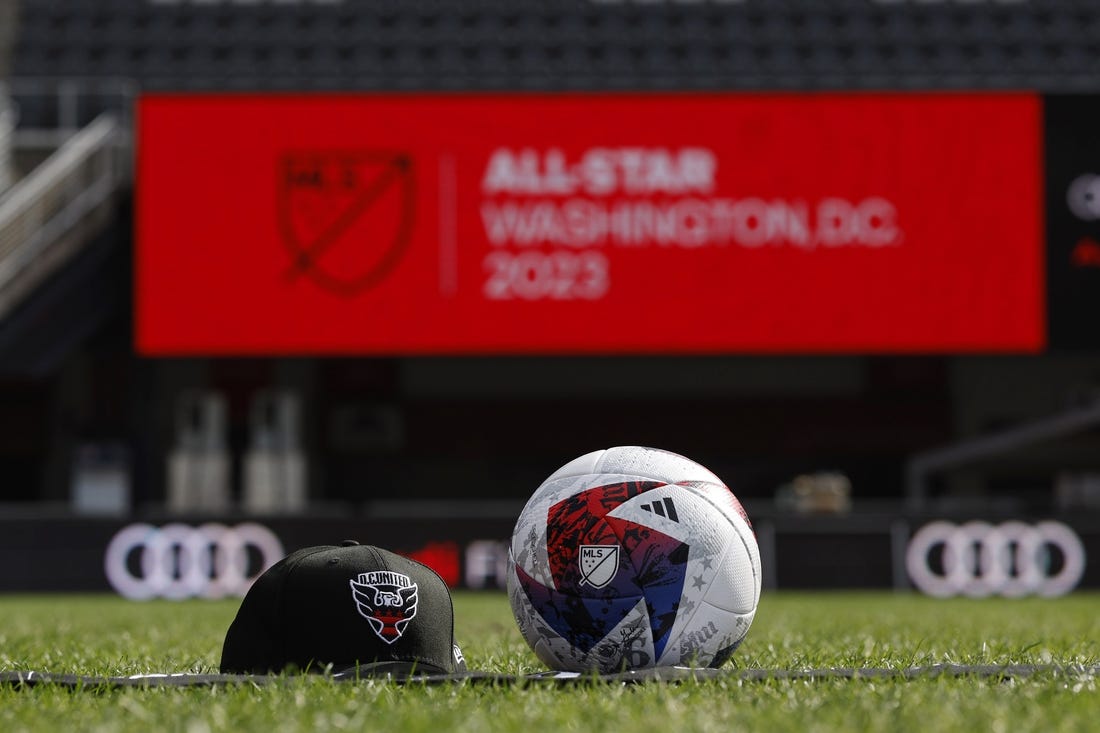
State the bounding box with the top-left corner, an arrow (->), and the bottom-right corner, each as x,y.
692,575 -> 706,591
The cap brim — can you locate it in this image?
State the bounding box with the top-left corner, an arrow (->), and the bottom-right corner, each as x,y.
330,660 -> 456,680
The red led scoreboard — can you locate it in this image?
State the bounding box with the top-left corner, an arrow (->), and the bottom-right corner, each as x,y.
136,94 -> 1043,355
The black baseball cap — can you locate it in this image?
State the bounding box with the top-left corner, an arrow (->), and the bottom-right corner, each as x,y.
220,541 -> 467,677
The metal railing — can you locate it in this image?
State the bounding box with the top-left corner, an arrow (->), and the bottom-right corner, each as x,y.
905,400 -> 1100,510
0,101 -> 13,192
4,78 -> 138,149
0,113 -> 129,320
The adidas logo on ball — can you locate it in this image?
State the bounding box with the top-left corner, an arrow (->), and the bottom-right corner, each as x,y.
639,497 -> 679,522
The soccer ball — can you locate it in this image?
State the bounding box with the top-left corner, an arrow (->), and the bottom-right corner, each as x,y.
507,446 -> 761,672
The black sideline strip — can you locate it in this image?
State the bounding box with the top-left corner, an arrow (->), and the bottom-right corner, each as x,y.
1,664 -> 1098,689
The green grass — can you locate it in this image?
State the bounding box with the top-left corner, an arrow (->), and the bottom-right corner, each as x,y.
2,592 -> 1098,732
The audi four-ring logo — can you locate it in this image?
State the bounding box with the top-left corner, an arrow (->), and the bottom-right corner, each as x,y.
906,521 -> 1086,598
104,523 -> 285,600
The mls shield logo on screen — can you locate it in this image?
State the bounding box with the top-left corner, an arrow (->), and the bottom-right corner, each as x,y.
579,544 -> 620,588
278,151 -> 415,297
349,571 -> 420,644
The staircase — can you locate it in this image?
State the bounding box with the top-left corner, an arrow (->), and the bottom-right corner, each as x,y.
0,114 -> 129,322
0,3 -> 134,324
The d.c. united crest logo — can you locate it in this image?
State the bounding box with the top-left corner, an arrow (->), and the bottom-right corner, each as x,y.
349,571 -> 419,644
278,151 -> 415,297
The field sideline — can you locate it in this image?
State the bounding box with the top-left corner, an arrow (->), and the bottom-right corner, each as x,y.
2,591 -> 1097,732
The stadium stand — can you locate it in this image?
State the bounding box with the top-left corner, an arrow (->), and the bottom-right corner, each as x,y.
10,1 -> 1100,99
3,0 -> 1100,517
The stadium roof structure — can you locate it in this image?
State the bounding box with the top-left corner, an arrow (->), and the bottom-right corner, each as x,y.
10,0 -> 1100,97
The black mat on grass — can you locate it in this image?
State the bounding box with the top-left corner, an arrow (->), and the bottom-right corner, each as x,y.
2,664 -> 1097,689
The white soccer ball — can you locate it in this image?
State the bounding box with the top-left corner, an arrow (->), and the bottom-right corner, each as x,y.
507,446 -> 761,672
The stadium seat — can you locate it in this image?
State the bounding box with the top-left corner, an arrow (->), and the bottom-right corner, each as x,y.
10,0 -> 1100,94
